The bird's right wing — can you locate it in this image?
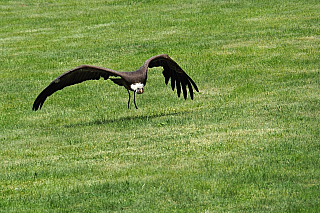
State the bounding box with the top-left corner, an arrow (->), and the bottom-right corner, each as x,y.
32,65 -> 122,111
144,54 -> 199,100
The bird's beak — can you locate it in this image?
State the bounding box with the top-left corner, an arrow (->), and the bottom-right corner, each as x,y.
136,88 -> 144,94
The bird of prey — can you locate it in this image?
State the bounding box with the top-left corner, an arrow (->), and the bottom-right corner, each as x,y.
32,54 -> 199,111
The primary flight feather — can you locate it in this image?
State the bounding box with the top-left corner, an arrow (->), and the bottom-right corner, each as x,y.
32,54 -> 199,111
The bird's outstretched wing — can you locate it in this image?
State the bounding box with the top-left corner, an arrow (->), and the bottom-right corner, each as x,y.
144,54 -> 199,100
32,65 -> 121,111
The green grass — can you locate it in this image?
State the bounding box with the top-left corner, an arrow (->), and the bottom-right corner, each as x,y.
1,0 -> 319,212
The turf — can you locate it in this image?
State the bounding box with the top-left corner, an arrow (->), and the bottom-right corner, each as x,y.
1,0 -> 319,212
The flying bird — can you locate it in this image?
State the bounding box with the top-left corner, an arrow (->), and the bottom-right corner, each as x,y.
32,54 -> 199,111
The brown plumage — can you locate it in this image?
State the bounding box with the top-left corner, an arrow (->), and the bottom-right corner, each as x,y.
32,54 -> 199,111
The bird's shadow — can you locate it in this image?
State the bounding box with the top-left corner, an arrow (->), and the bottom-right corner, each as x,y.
64,111 -> 183,128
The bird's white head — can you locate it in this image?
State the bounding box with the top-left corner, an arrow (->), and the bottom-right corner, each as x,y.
130,83 -> 144,94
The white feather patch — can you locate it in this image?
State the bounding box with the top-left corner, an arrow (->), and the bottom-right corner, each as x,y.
130,83 -> 144,91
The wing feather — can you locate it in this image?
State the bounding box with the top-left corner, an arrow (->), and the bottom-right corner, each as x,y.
32,65 -> 122,111
180,76 -> 188,100
170,70 -> 176,91
164,71 -> 170,85
175,76 -> 181,97
186,79 -> 194,100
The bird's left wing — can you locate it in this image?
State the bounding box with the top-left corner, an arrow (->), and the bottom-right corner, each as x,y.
144,54 -> 199,100
32,65 -> 121,111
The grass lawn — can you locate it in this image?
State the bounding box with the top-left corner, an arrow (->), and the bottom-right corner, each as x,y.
1,0 -> 319,212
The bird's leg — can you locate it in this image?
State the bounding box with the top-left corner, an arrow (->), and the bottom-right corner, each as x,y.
127,89 -> 131,109
133,92 -> 138,109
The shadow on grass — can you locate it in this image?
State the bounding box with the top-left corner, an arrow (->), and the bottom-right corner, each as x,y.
64,111 -> 184,128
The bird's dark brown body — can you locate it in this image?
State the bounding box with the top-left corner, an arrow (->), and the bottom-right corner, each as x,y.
32,54 -> 199,110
